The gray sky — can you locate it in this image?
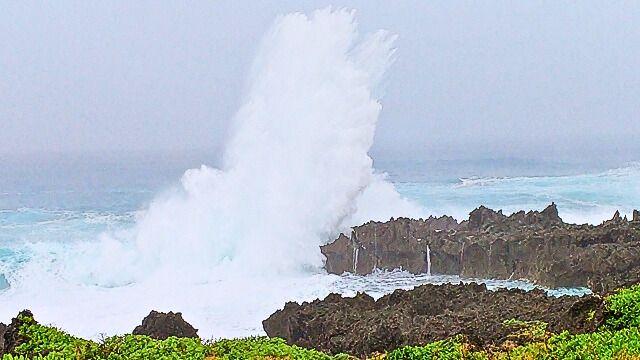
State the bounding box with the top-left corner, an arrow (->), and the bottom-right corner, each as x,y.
1,1 -> 639,162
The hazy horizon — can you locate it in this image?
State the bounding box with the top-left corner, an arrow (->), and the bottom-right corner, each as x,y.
2,1 -> 639,163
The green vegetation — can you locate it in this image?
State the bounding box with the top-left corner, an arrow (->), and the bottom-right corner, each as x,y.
4,284 -> 640,359
388,284 -> 640,359
386,337 -> 471,360
6,313 -> 211,359
386,328 -> 640,359
605,283 -> 640,330
502,318 -> 549,344
211,337 -> 352,359
502,328 -> 640,359
1,314 -> 351,359
9,312 -> 95,359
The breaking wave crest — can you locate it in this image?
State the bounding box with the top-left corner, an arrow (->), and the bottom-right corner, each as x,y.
114,7 -> 422,284
0,8 -> 423,338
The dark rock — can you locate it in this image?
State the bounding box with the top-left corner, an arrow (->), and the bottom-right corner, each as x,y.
604,210 -> 624,226
540,202 -> 562,223
320,215 -> 461,276
0,323 -> 5,355
321,204 -> 640,293
633,210 -> 640,222
133,311 -> 198,340
321,233 -> 354,274
2,310 -> 36,356
467,206 -> 506,230
263,283 -> 604,356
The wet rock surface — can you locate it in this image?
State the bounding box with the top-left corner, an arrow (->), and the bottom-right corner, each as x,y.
263,282 -> 604,356
321,204 -> 640,293
132,310 -> 198,340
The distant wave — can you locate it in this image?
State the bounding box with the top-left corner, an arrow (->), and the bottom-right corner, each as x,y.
456,176 -> 512,188
456,162 -> 640,188
0,208 -> 135,229
599,161 -> 640,177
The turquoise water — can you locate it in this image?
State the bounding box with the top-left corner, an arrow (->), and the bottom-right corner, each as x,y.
0,156 -> 636,337
1,157 -> 638,282
388,160 -> 640,224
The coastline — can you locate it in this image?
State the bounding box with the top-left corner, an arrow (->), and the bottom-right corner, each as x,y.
2,204 -> 640,358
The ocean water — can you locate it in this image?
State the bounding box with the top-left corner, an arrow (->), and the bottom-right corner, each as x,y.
378,158 -> 640,225
0,155 -> 631,338
0,8 -> 637,340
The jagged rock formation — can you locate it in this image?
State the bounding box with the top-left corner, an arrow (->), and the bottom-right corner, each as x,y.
132,310 -> 198,340
263,283 -> 604,356
321,204 -> 640,293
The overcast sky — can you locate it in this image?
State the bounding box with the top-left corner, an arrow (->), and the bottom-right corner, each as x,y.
1,1 -> 639,163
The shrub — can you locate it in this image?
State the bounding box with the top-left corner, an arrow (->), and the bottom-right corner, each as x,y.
487,328 -> 640,360
384,326 -> 640,360
502,319 -> 549,344
210,336 -> 353,359
6,313 -> 212,360
2,320 -> 354,360
11,315 -> 97,359
386,338 -> 465,360
97,335 -> 211,360
605,284 -> 640,330
546,328 -> 640,360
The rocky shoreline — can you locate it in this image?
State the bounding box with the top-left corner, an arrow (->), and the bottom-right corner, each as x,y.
259,204 -> 640,356
0,283 -> 610,358
2,204 -> 640,358
322,204 -> 640,294
263,282 -> 605,356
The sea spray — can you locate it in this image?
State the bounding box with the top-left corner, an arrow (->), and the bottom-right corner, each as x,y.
127,8 -> 422,283
0,8 -> 422,338
0,12 -> 634,336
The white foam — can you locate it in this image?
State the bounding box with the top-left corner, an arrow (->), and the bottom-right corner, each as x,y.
0,8 -> 424,339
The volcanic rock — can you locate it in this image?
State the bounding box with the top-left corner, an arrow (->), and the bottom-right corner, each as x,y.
263,283 -> 604,356
133,311 -> 198,340
1,310 -> 36,356
604,210 -> 624,225
0,323 -> 5,355
467,206 -> 506,230
321,204 -> 640,293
